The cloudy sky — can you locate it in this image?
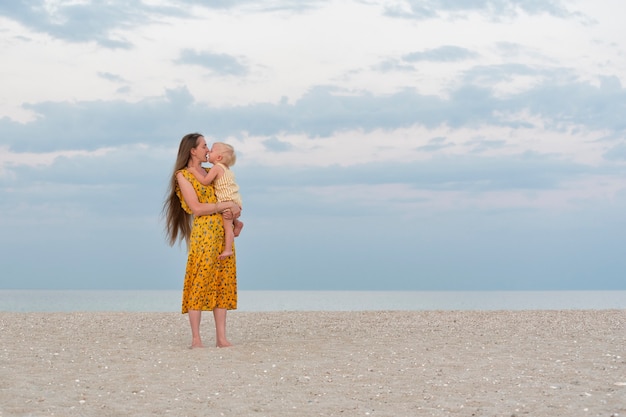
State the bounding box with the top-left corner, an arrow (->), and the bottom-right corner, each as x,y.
1,0 -> 625,291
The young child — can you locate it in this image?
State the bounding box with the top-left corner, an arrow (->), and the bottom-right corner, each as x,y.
190,142 -> 243,260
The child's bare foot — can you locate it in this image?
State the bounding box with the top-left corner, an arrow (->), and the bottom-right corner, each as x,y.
234,221 -> 244,237
218,250 -> 233,260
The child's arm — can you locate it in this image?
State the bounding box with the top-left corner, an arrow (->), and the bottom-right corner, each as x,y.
189,165 -> 223,186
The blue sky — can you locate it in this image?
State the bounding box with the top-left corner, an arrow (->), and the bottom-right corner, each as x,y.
1,0 -> 625,291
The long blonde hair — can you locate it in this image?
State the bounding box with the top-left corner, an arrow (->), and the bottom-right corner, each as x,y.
163,133 -> 203,246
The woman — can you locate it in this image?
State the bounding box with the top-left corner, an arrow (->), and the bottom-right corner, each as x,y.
163,133 -> 241,348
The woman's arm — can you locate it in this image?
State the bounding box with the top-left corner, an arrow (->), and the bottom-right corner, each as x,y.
176,172 -> 241,217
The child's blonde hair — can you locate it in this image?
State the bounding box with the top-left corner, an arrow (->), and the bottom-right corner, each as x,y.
214,142 -> 236,167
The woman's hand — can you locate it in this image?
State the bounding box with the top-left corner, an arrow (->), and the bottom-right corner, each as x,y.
221,202 -> 241,220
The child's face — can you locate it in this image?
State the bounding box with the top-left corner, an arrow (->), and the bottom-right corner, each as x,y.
208,144 -> 223,164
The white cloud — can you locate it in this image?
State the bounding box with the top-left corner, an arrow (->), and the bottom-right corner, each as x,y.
0,146 -> 114,171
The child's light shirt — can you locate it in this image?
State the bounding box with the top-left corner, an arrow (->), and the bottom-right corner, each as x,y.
213,162 -> 242,207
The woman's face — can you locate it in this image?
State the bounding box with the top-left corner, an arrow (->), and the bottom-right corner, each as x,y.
191,136 -> 209,162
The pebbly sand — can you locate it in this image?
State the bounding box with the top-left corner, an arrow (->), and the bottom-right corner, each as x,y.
0,310 -> 624,417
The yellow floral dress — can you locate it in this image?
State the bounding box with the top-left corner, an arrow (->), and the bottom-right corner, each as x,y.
176,168 -> 237,313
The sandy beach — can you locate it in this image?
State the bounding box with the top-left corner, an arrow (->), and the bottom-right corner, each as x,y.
1,310 -> 624,417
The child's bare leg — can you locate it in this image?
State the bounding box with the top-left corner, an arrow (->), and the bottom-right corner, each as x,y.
233,219 -> 244,237
219,215 -> 235,260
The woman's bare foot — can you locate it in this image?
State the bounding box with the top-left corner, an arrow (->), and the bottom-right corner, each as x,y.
190,337 -> 204,349
216,339 -> 233,348
218,250 -> 233,260
233,221 -> 244,237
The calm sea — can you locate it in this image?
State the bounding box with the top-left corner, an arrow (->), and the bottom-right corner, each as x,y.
1,290 -> 625,312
